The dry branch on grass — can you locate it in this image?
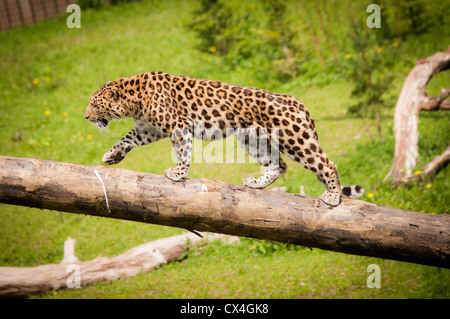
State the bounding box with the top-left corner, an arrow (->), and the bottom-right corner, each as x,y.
0,232 -> 238,298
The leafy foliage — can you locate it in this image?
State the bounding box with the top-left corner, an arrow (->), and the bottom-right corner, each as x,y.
78,0 -> 137,9
342,19 -> 397,140
190,0 -> 449,90
190,0 -> 310,83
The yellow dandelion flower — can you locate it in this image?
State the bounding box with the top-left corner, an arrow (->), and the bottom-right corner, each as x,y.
393,41 -> 399,47
45,77 -> 51,83
44,109 -> 51,115
210,46 -> 216,53
420,210 -> 425,213
62,112 -> 68,117
403,67 -> 409,71
380,74 -> 385,79
414,170 -> 421,175
398,204 -> 403,208
249,79 -> 254,84
87,134 -> 93,140
367,192 -> 374,198
363,52 -> 368,59
33,78 -> 39,85
426,183 -> 432,189
374,45 -> 382,53
401,178 -> 406,182
345,53 -> 351,59
250,245 -> 256,250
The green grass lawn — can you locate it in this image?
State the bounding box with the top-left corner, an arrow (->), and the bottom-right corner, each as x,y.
0,0 -> 449,299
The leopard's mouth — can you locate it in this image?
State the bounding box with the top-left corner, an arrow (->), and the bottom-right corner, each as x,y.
96,119 -> 109,128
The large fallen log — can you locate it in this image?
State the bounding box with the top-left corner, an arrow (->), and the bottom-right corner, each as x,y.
0,156 -> 449,268
0,232 -> 236,298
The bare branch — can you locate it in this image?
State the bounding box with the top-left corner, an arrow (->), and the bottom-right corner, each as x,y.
422,145 -> 450,176
393,145 -> 450,185
421,88 -> 450,111
385,48 -> 450,183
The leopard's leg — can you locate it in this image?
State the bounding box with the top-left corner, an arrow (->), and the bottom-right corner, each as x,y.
282,131 -> 342,206
318,161 -> 343,206
102,126 -> 163,165
164,125 -> 193,182
237,128 -> 287,189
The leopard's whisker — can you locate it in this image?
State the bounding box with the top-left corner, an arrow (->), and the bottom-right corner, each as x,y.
98,121 -> 114,138
94,121 -> 103,132
90,121 -> 102,133
104,126 -> 114,138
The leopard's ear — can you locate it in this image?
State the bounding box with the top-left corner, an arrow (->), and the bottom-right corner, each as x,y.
104,87 -> 119,101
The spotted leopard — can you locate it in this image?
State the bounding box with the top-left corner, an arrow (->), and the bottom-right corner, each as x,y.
84,72 -> 363,206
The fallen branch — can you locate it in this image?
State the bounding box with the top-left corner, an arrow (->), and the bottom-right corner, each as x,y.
0,232 -> 237,298
421,88 -> 450,111
421,145 -> 450,176
0,156 -> 449,268
401,145 -> 450,184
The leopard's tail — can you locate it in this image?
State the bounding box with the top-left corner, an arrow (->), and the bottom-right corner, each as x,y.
342,185 -> 364,199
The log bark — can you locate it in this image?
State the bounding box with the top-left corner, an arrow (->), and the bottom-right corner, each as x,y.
384,48 -> 450,183
0,156 -> 449,268
0,232 -> 237,298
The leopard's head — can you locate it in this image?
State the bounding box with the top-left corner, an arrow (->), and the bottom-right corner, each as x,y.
84,81 -> 126,129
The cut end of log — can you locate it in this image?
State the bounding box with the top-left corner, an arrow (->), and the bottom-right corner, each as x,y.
61,236 -> 79,264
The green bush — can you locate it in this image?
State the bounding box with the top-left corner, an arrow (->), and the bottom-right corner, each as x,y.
190,0 -> 310,83
78,0 -> 137,10
77,0 -> 106,9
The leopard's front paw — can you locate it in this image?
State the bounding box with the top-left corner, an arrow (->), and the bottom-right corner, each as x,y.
321,191 -> 341,207
243,177 -> 264,189
102,148 -> 126,165
164,166 -> 187,182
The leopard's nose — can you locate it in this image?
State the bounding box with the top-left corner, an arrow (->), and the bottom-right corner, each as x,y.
84,109 -> 91,120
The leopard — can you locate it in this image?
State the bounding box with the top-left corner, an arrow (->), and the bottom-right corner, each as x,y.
84,71 -> 364,206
